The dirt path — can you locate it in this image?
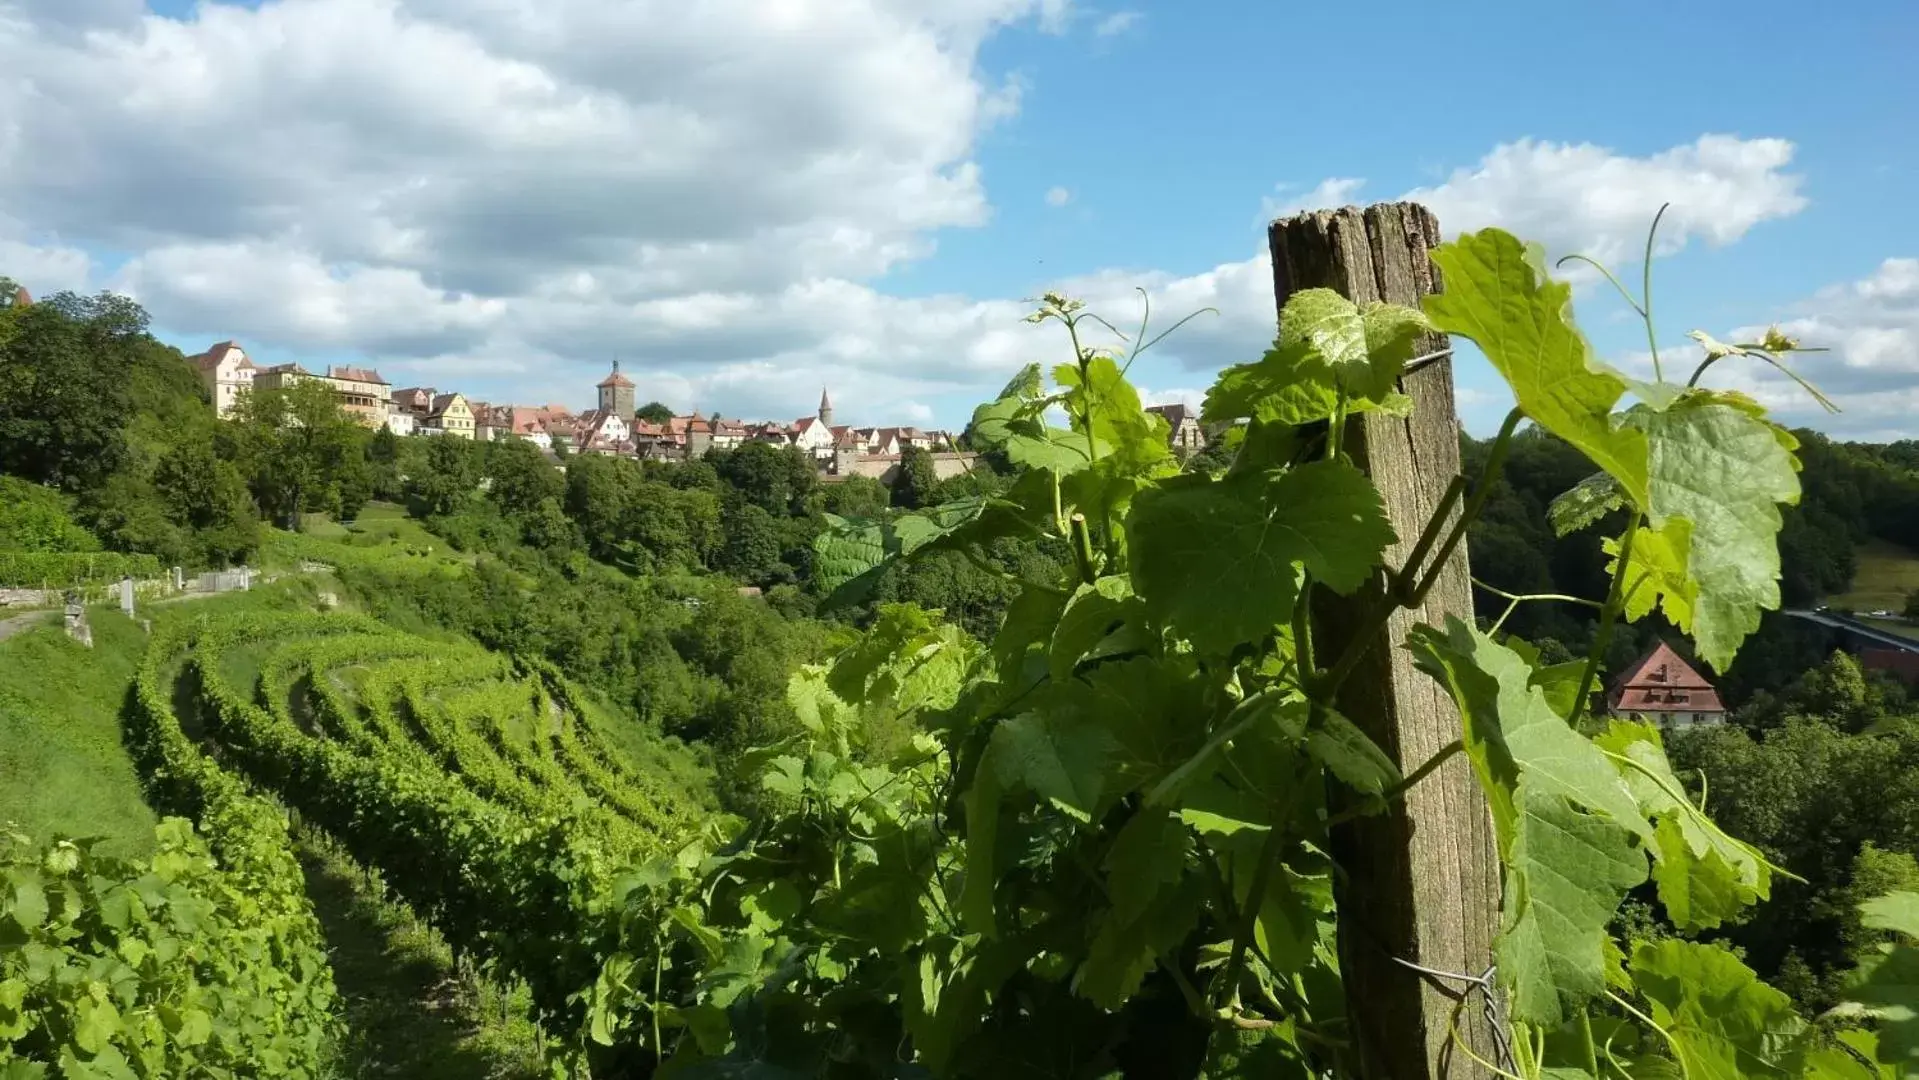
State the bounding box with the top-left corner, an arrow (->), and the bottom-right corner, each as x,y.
293,828 -> 546,1080
0,610 -> 51,643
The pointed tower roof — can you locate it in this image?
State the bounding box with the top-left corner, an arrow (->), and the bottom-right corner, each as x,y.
598,360 -> 634,389
1608,640 -> 1724,714
820,387 -> 833,414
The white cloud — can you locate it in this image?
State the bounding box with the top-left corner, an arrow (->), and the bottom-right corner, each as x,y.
1092,10 -> 1142,36
1263,177 -> 1366,221
1265,137 -> 1806,273
1044,185 -> 1073,207
0,9 -> 1834,440
1603,257 -> 1919,440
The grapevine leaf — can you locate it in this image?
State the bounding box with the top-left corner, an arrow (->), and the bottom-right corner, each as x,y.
1619,396 -> 1801,672
1056,356 -> 1174,476
1424,228 -> 1649,507
1147,690 -> 1306,809
959,757 -> 1006,936
1130,461 -> 1395,655
1049,576 -> 1146,681
1409,617 -> 1653,1024
7,870 -> 47,931
813,505 -> 988,607
1548,472 -> 1626,537
987,709 -> 1120,824
1075,656 -> 1212,797
1835,891 -> 1919,1066
1204,340 -> 1337,428
1609,518 -> 1697,629
1497,785 -> 1647,1026
1203,338 -> 1412,430
1407,617 -> 1652,845
1305,709 -> 1400,797
1104,809 -> 1193,925
1078,874 -> 1206,1010
1864,893 -> 1919,937
995,584 -> 1069,683
1630,939 -> 1809,1078
1595,721 -> 1772,929
967,363 -> 1047,450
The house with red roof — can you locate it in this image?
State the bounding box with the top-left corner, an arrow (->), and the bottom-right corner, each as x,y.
188,340 -> 256,418
1606,641 -> 1727,729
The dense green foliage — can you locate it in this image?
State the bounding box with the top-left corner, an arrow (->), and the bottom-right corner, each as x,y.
0,820 -> 339,1076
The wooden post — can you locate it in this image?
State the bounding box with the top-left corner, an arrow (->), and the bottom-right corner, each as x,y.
1269,203 -> 1501,1078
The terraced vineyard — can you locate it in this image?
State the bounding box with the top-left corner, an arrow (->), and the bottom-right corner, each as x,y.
125,608 -> 722,1074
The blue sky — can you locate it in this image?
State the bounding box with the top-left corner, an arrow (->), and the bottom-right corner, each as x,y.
3,0 -> 1915,438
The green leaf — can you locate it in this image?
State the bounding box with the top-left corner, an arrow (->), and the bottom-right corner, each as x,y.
1408,617 -> 1653,1024
1130,460 -> 1394,655
1407,618 -> 1651,845
1049,576 -> 1145,681
72,997 -> 121,1054
1497,786 -> 1647,1026
1836,891 -> 1919,1066
1595,721 -> 1772,929
1618,395 -> 1801,672
1204,340 -> 1338,428
1078,873 -> 1206,1010
994,583 -> 1069,683
1104,809 -> 1193,926
1547,471 -> 1626,537
1055,356 -> 1174,477
1864,892 -> 1919,937
1424,228 -> 1649,507
1304,709 -> 1399,797
8,870 -> 47,931
1631,939 -> 1808,1078
1609,518 -> 1697,629
986,709 -> 1119,824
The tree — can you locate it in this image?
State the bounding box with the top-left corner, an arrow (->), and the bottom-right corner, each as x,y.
891,445 -> 939,509
405,434 -> 480,519
713,441 -> 815,514
229,380 -> 370,526
637,401 -> 674,425
564,454 -> 631,562
153,438 -> 261,565
717,502 -> 787,585
487,437 -> 563,517
0,299 -> 135,490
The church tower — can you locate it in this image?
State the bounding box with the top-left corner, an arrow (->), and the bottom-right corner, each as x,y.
818,387 -> 834,428
598,360 -> 636,422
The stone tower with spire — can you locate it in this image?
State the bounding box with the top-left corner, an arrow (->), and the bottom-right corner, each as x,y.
818,387 -> 834,428
598,360 -> 636,422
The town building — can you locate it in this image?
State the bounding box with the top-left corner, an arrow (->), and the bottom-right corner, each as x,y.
598,361 -> 636,423
1147,404 -> 1206,453
324,366 -> 390,427
189,341 -> 256,418
1606,641 -> 1726,729
422,392 -> 475,439
252,362 -> 313,394
382,408 -> 416,437
392,387 -> 437,417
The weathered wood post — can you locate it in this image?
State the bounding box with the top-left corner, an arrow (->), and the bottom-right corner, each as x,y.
1270,202 -> 1501,1078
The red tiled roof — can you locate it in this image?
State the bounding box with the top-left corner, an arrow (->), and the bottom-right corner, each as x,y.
327,365 -> 388,385
1862,648 -> 1919,686
1147,403 -> 1196,426
598,362 -> 634,388
1608,641 -> 1724,713
11,286 -> 29,307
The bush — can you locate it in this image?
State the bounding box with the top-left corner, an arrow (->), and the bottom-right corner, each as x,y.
0,550 -> 163,586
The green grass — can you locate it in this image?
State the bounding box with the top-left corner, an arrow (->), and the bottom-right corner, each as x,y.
1861,617 -> 1919,642
1827,538 -> 1919,615
0,610 -> 158,855
0,578 -> 349,857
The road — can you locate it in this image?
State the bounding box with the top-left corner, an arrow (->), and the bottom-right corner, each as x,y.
1785,609 -> 1919,653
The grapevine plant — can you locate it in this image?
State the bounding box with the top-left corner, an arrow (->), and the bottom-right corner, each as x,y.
573,219 -> 1919,1079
